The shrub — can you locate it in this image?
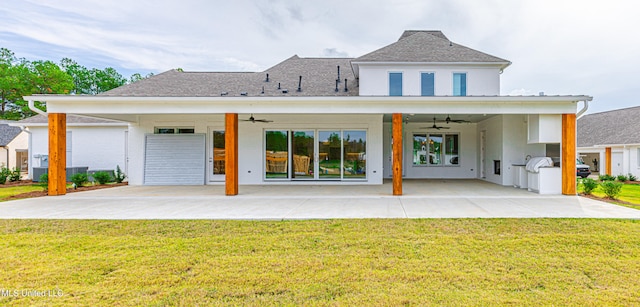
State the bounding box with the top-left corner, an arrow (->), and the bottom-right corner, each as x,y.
39,173 -> 48,190
0,167 -> 9,184
581,178 -> 598,195
92,171 -> 112,185
598,174 -> 615,181
629,173 -> 638,182
616,174 -> 629,182
114,165 -> 126,183
70,173 -> 88,187
8,167 -> 20,182
600,181 -> 623,199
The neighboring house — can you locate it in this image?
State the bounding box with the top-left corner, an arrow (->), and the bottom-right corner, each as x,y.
24,30 -> 591,196
9,115 -> 128,180
577,106 -> 640,178
0,121 -> 28,174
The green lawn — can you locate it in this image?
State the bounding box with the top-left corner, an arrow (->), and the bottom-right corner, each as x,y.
0,185 -> 44,201
1,219 -> 639,306
578,182 -> 640,209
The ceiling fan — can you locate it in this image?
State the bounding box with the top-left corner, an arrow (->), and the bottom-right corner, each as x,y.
421,117 -> 450,130
445,114 -> 470,124
241,114 -> 273,123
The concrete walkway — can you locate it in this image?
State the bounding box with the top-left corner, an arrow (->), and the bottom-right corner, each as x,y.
1,180 -> 639,219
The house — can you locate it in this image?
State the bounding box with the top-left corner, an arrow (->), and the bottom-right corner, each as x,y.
0,121 -> 28,174
577,106 -> 640,178
23,30 -> 591,196
9,115 -> 128,180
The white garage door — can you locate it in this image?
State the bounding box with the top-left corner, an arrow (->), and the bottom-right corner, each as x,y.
144,134 -> 206,185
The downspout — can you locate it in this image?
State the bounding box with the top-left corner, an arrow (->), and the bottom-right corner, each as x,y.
576,98 -> 592,119
1,146 -> 7,168
28,100 -> 47,116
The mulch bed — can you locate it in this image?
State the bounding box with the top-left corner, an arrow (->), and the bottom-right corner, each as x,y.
4,182 -> 128,201
579,193 -> 638,208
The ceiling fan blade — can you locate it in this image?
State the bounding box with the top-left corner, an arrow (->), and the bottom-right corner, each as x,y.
254,119 -> 273,123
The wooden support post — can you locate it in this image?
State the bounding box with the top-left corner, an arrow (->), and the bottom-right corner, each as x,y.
561,113 -> 576,195
392,113 -> 403,196
605,147 -> 612,175
48,113 -> 66,196
225,113 -> 238,196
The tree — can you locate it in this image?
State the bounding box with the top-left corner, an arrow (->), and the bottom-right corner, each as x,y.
61,59 -> 126,94
60,58 -> 93,94
129,72 -> 154,83
1,47 -> 154,119
0,49 -> 33,118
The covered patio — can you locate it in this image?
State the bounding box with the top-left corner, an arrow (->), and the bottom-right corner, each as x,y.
2,180 -> 638,219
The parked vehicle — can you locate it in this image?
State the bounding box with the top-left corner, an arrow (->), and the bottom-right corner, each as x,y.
576,158 -> 591,178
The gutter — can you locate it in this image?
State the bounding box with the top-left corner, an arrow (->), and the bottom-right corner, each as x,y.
576,97 -> 592,118
28,100 -> 47,116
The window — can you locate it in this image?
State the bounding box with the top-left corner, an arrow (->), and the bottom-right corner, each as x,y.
421,72 -> 435,96
343,130 -> 367,179
413,133 -> 459,166
389,72 -> 403,96
265,130 -> 289,179
453,73 -> 467,96
265,129 -> 367,180
154,127 -> 195,134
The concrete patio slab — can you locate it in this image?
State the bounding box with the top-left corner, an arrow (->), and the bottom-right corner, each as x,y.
0,180 -> 639,219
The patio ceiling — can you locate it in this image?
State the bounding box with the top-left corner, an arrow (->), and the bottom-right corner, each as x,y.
383,113 -> 497,124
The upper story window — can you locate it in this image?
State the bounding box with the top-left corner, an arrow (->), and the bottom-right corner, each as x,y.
389,72 -> 403,96
453,73 -> 467,96
421,72 -> 435,96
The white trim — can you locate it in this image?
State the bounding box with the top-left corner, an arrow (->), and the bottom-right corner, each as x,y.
351,61 -> 511,68
26,95 -> 591,119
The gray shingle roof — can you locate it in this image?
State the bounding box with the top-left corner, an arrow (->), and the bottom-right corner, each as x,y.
16,114 -> 126,125
398,30 -> 449,41
98,30 -> 508,97
354,31 -> 510,64
0,124 -> 22,146
100,56 -> 357,97
578,106 -> 640,147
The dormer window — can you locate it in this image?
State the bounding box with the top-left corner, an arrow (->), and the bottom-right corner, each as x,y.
453,73 -> 467,96
389,72 -> 403,96
421,72 -> 435,96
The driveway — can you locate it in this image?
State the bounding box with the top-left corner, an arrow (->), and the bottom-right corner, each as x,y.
1,180 -> 638,219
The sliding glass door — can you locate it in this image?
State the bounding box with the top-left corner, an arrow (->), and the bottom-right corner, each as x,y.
292,131 -> 314,179
318,131 -> 341,179
343,130 -> 367,179
265,129 -> 366,181
265,130 -> 289,179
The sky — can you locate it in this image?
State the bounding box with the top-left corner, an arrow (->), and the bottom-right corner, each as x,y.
1,0 -> 638,114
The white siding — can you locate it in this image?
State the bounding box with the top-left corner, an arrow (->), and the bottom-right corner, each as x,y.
128,114 -> 384,185
28,125 -> 128,178
358,64 -> 501,96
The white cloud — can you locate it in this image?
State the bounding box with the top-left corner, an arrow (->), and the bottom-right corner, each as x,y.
0,0 -> 639,113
